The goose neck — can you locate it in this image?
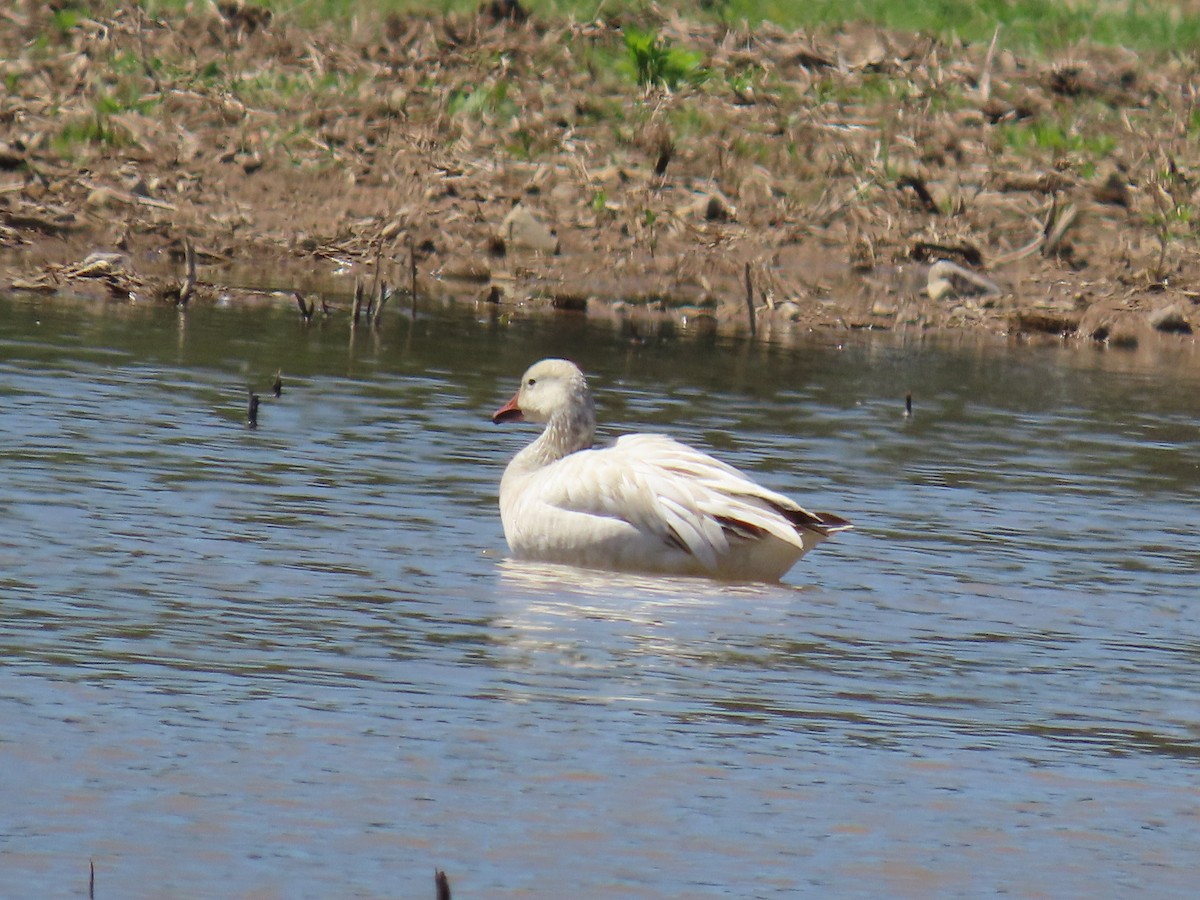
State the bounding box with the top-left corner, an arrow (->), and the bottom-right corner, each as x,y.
529,405 -> 595,465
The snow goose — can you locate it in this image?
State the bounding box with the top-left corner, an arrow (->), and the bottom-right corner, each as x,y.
492,359 -> 851,581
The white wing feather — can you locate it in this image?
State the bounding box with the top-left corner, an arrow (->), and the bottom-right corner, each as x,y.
529,433 -> 813,565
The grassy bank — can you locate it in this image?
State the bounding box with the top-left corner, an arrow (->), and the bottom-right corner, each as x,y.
5,0 -> 1199,339
122,0 -> 1200,55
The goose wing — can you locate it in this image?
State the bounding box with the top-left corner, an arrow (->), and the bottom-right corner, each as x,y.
534,433 -> 829,568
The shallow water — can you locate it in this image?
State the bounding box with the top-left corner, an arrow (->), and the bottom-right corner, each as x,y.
1,295 -> 1197,898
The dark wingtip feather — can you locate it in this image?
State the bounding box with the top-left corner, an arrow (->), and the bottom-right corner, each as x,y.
812,511 -> 853,534
777,503 -> 853,536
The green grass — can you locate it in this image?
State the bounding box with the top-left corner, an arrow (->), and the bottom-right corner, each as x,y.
325,1 -> 1198,54
54,117 -> 120,152
115,0 -> 1200,55
680,0 -> 1200,53
666,104 -> 716,142
729,133 -> 772,164
1000,117 -> 1118,159
71,0 -> 1200,59
812,72 -> 920,108
447,80 -> 516,119
623,28 -> 708,89
51,82 -> 163,155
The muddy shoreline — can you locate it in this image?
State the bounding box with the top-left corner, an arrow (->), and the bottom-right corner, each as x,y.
2,2 -> 1198,347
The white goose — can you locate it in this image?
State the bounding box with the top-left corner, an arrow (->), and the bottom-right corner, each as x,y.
492,359 -> 851,581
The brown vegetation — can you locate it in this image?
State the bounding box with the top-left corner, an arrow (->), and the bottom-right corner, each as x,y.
2,0 -> 1198,345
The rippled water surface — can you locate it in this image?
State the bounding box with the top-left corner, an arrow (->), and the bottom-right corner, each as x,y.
1,295 -> 1198,898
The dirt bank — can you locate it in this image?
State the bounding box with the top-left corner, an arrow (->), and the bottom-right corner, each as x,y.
2,1 -> 1198,346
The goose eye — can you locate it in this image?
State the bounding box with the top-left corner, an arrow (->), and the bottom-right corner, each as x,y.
526,378 -> 536,386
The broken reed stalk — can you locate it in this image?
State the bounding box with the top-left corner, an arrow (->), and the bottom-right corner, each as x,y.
89,859 -> 95,900
177,235 -> 197,307
293,291 -> 314,323
911,241 -> 983,267
134,6 -> 164,93
1041,198 -> 1079,259
1150,180 -> 1174,283
373,281 -> 389,327
897,175 -> 938,214
370,236 -> 384,307
979,25 -> 1001,101
435,869 -> 451,900
743,262 -> 757,337
654,139 -> 674,177
247,390 -> 260,428
351,279 -> 364,325
272,370 -> 282,397
992,195 -> 1078,268
409,234 -> 418,315
905,391 -> 913,418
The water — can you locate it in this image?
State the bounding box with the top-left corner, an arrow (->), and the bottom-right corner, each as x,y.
1,295 -> 1197,898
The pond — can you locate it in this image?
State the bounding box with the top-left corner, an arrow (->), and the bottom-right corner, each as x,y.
1,294 -> 1197,898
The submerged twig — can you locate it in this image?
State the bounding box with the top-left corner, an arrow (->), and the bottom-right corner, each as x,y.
743,262 -> 756,337
293,291 -> 314,323
409,234 -> 418,315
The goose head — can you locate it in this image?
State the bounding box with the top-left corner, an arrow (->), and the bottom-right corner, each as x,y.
493,358 -> 596,456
